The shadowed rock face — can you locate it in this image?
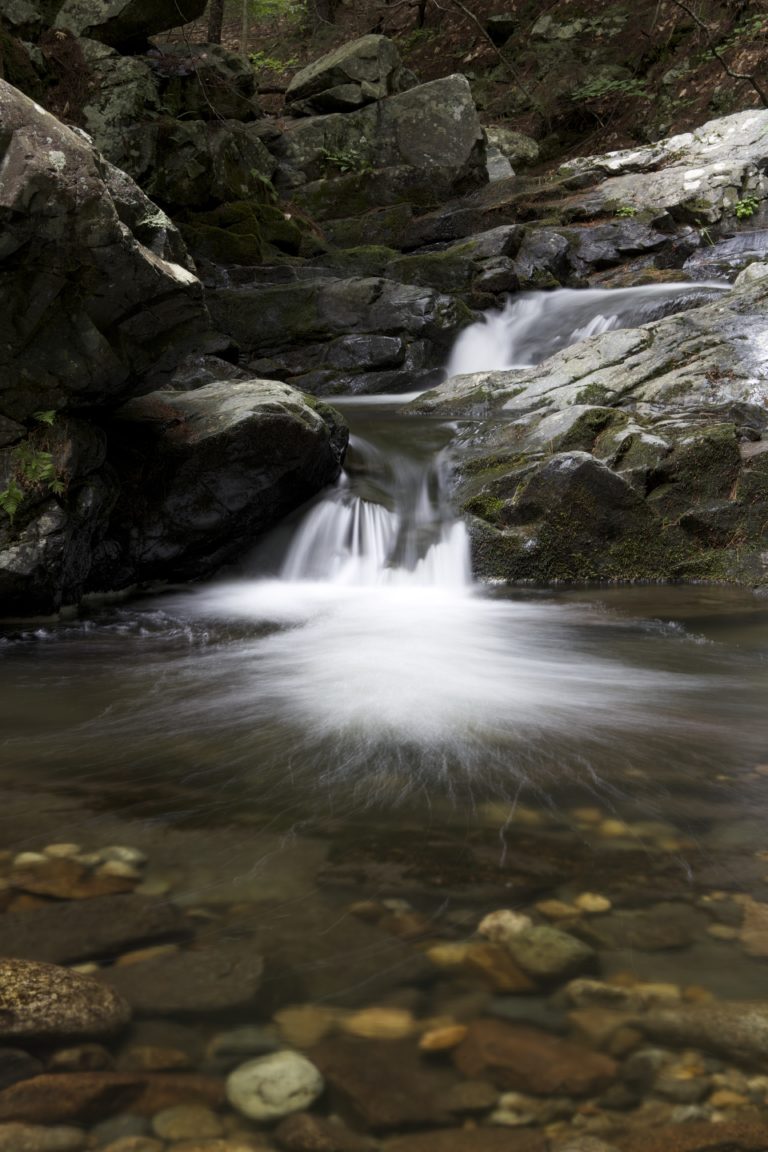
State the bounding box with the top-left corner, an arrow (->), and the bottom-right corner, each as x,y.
54,0 -> 207,49
92,380 -> 348,590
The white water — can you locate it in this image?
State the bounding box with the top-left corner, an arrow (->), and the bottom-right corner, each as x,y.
164,285 -> 743,788
445,283 -> 729,375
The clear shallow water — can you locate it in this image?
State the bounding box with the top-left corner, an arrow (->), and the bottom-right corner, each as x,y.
1,285 -> 768,1021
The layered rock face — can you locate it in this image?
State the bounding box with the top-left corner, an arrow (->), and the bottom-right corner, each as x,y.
411,268 -> 768,587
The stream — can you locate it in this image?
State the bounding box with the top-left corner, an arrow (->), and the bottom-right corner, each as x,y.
1,284 -> 768,1142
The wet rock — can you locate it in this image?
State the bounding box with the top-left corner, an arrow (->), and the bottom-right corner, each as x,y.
309,1038 -> 454,1131
101,943 -> 264,1016
0,895 -> 189,965
616,1119 -> 768,1152
340,1009 -> 414,1041
0,1123 -> 86,1151
579,904 -> 705,951
286,35 -> 413,114
0,1073 -> 225,1124
223,899 -> 432,1008
97,381 -> 347,589
385,1131 -> 547,1152
273,1112 -> 373,1151
453,1019 -> 617,1096
47,1045 -> 114,1072
206,1028 -> 280,1070
636,1001 -> 768,1067
0,1050 -> 43,1091
99,1140 -> 164,1152
485,126 -> 540,168
152,1105 -> 223,1140
501,924 -> 595,981
443,1078 -> 498,1113
738,898 -> 768,957
419,1025 -> 468,1052
226,1052 -> 324,1122
0,959 -> 130,1042
10,856 -> 136,900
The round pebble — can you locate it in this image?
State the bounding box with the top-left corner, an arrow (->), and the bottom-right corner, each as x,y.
226,1050 -> 324,1121
419,1023 -> 467,1051
478,909 -> 533,943
12,853 -> 47,868
341,1007 -> 414,1040
43,844 -> 82,859
152,1104 -> 223,1140
575,892 -> 612,914
100,846 -> 148,867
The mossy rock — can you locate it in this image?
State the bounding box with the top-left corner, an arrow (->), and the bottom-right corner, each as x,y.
182,200 -> 305,264
310,245 -> 399,279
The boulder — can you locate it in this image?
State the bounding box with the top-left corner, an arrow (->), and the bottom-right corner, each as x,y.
93,380 -> 347,588
54,0 -> 207,50
486,126 -> 540,168
100,944 -> 264,1015
0,958 -> 131,1042
206,274 -> 471,394
0,79 -> 211,423
273,74 -> 487,218
558,108 -> 768,225
286,34 -> 415,114
411,269 -> 768,586
146,42 -> 259,121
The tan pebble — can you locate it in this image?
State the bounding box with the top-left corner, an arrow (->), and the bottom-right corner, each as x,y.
381,897 -> 412,912
341,1007 -> 415,1040
426,942 -> 471,969
74,852 -> 102,867
710,1089 -> 749,1108
100,845 -> 148,866
273,1004 -> 336,1048
755,764 -> 768,776
98,860 -> 142,880
536,899 -> 580,921
347,899 -> 384,921
69,962 -> 100,974
380,910 -> 432,939
120,1044 -> 192,1071
477,908 -> 532,941
43,843 -> 82,858
682,985 -> 714,1003
12,852 -> 47,868
598,819 -> 631,838
463,942 -> 536,993
575,892 -> 612,914
658,837 -> 684,852
754,850 -> 768,861
570,807 -> 604,824
419,1024 -> 468,1051
115,943 -> 180,967
608,1025 -> 643,1056
707,923 -> 738,941
152,1103 -> 223,1140
134,877 -> 172,897
98,1137 -> 165,1152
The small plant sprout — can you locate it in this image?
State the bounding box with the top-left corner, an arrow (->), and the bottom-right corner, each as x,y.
735,196 -> 760,220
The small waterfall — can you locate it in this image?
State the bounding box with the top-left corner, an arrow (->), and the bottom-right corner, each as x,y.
280,429 -> 471,589
446,282 -> 730,376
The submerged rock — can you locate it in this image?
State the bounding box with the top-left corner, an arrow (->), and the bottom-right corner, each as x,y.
226,1051 -> 324,1121
0,959 -> 130,1042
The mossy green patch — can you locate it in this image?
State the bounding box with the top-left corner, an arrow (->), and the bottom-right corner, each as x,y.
182,200 -> 305,264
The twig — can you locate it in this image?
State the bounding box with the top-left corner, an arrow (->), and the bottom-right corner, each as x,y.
670,0 -> 768,106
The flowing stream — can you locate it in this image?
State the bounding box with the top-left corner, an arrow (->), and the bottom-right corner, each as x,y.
1,284 -> 768,1011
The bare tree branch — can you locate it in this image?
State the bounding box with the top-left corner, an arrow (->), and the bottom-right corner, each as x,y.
430,0 -> 539,111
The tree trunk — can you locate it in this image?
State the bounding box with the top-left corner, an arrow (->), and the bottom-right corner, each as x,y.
207,0 -> 224,43
310,0 -> 337,26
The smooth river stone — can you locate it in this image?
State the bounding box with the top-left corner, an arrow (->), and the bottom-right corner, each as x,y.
0,958 -> 130,1042
226,1051 -> 324,1121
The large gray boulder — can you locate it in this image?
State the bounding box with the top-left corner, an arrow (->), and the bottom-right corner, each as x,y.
54,0 -> 206,49
285,34 -> 415,114
559,108 -> 768,225
273,74 -> 487,219
411,269 -> 768,587
93,380 -> 348,588
0,79 -> 212,422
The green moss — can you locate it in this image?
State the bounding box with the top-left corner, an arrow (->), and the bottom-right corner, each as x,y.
574,383 -> 612,405
387,249 -> 474,294
558,407 -> 625,452
182,200 -> 305,264
312,245 -> 399,278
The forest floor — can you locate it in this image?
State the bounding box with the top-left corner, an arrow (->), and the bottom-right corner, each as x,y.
162,0 -> 768,163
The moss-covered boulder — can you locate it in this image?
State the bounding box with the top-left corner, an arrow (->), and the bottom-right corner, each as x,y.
273,74 -> 486,220
182,200 -> 305,264
411,267 -> 768,587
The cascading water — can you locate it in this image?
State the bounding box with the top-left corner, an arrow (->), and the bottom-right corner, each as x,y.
445,282 -> 729,376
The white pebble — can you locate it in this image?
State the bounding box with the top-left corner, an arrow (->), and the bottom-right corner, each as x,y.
99,845 -> 148,867
43,843 -> 82,858
13,852 -> 48,868
226,1050 -> 324,1121
478,909 -> 533,943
